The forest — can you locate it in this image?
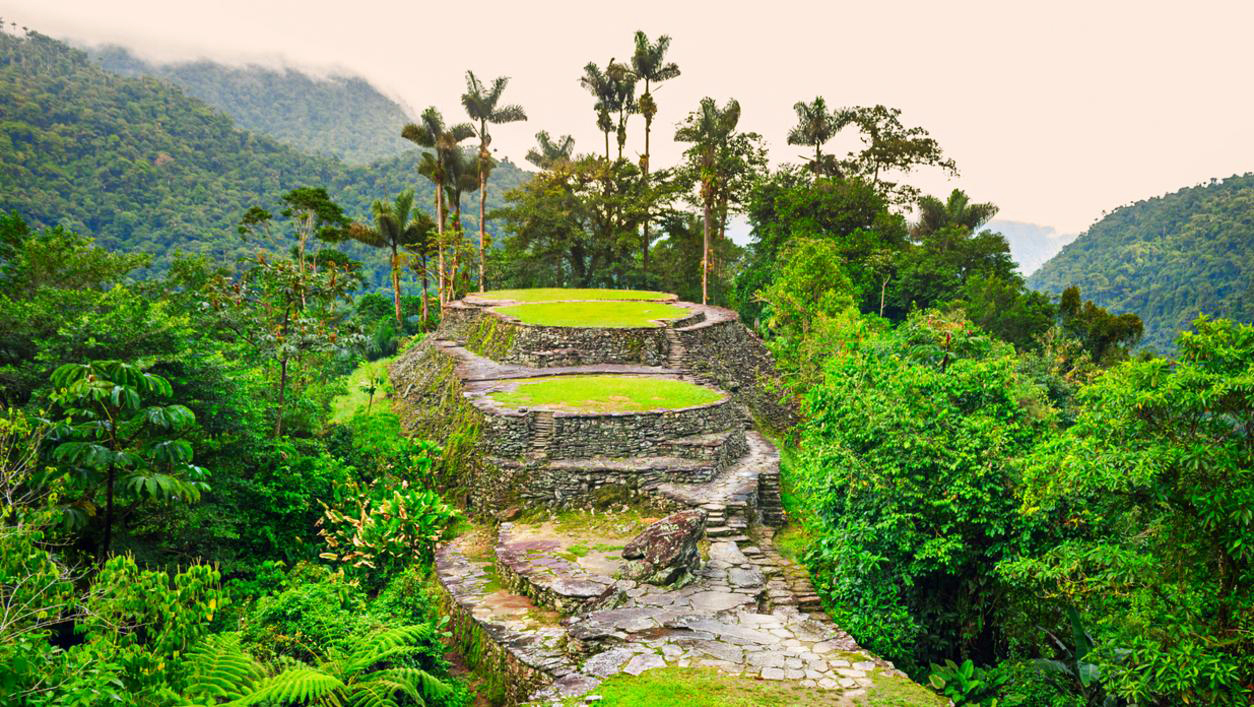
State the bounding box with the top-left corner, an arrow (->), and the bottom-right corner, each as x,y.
1,22 -> 1252,707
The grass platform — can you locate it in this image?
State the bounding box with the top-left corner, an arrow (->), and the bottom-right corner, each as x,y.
489,375 -> 725,413
493,300 -> 689,328
477,288 -> 673,302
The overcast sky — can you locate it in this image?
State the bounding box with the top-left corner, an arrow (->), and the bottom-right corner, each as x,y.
3,0 -> 1252,235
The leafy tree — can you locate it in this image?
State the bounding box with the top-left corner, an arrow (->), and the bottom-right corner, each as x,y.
1005,317 -> 1254,704
205,254 -> 362,437
630,31 -> 681,276
787,96 -> 848,177
349,190 -> 435,326
794,311 -> 1051,673
841,104 -> 958,204
48,361 -> 208,559
1057,285 -> 1143,364
461,71 -> 527,292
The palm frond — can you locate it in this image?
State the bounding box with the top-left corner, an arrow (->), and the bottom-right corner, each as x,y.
180,632 -> 260,701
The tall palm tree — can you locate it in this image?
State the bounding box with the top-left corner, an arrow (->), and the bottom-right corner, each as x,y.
675,97 -> 742,304
605,59 -> 638,161
913,189 -> 999,238
526,131 -> 575,170
401,108 -> 473,306
579,62 -> 617,161
631,31 -> 681,278
441,146 -> 482,299
348,190 -> 434,326
461,71 -> 527,292
787,96 -> 847,176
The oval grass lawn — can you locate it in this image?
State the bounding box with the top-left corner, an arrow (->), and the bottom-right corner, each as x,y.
489,375 -> 725,413
493,300 -> 689,328
477,288 -> 673,303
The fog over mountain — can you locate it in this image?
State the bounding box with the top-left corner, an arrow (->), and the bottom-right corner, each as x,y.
988,220 -> 1077,275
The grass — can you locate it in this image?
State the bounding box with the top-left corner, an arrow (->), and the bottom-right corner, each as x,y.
562,665 -> 947,706
329,355 -> 397,422
492,300 -> 689,328
476,287 -> 673,302
489,375 -> 725,413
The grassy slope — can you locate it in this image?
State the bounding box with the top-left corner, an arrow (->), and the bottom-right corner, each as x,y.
478,288 -> 673,302
565,666 -> 947,706
329,355 -> 397,422
493,301 -> 689,327
489,375 -> 725,413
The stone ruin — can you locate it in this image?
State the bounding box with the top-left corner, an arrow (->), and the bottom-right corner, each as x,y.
389,291 -> 915,704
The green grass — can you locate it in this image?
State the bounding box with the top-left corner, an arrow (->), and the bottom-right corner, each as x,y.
563,665 -> 947,706
492,300 -> 689,328
330,355 -> 397,422
476,287 -> 673,302
489,375 -> 725,413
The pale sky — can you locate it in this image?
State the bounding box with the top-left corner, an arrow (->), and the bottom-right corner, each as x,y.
3,0 -> 1252,235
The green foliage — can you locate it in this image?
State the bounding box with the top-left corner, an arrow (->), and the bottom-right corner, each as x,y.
1028,173 -> 1254,351
793,311 -> 1050,673
90,44 -> 415,165
1002,317 -> 1254,704
928,659 -> 1008,706
48,360 -> 208,555
0,31 -> 529,287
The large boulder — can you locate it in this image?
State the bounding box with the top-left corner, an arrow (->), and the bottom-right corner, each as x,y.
621,509 -> 706,586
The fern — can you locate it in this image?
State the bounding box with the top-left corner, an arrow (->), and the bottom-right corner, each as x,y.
180,633 -> 261,702
238,668 -> 347,706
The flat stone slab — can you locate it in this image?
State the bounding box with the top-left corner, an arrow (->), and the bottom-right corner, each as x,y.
496,523 -> 620,614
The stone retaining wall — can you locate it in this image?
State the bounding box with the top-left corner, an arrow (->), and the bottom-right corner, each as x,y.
676,315 -> 799,429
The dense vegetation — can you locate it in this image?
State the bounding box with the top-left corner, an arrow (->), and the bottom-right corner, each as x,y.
3,20 -> 1251,706
89,44 -> 416,165
1029,173 -> 1254,351
0,31 -> 530,288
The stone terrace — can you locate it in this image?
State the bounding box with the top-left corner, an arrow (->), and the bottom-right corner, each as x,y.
394,291 -> 913,704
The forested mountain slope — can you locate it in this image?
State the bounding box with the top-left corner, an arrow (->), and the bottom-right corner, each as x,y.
89,45 -> 413,164
0,31 -> 531,285
1028,174 -> 1254,350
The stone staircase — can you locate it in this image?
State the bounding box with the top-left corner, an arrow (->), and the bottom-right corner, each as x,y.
663,326 -> 687,371
528,411 -> 555,459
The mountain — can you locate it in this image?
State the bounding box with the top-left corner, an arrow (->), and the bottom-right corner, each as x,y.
88,45 -> 414,165
1028,174 -> 1254,351
0,30 -> 531,287
987,220 -> 1076,275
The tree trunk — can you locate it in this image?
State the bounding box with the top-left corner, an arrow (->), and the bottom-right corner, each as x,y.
701,195 -> 711,305
420,262 -> 429,331
391,245 -> 402,326
100,463 -> 115,561
273,356 -> 288,438
478,163 -> 488,292
604,130 -> 610,162
435,179 -> 445,306
641,105 -> 651,282
880,276 -> 889,317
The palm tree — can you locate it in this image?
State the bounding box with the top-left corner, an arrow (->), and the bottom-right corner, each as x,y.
525,131 -> 575,170
461,71 -> 527,293
787,96 -> 847,176
675,97 -> 742,305
402,108 -> 474,306
348,190 -> 434,326
913,189 -> 999,238
631,31 -> 680,278
605,59 -> 638,161
579,62 -> 617,160
441,146 -> 482,299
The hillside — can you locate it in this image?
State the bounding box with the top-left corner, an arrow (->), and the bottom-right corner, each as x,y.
88,45 -> 413,165
0,30 -> 532,286
1028,174 -> 1254,350
988,220 -> 1076,275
